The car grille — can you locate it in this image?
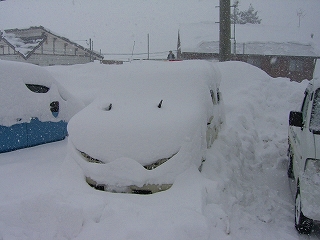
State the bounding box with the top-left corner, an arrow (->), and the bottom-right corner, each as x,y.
86,176 -> 172,194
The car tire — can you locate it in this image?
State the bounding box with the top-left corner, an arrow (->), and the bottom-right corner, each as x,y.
295,185 -> 313,234
287,148 -> 294,179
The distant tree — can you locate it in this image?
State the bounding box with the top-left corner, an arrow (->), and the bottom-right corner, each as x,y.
231,3 -> 262,24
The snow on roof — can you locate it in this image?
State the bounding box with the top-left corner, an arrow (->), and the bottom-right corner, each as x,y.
196,41 -> 319,57
180,22 -> 320,57
2,32 -> 44,57
1,26 -> 103,59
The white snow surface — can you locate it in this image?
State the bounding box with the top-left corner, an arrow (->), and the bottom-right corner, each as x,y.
68,60 -> 219,165
0,60 -> 318,239
67,60 -> 223,188
0,60 -> 84,126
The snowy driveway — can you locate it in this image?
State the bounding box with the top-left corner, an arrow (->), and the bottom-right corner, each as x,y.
0,61 -> 320,239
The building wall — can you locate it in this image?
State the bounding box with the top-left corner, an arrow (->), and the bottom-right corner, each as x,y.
237,55 -> 316,82
181,52 -> 217,60
0,39 -> 13,55
181,51 -> 317,82
0,54 -> 91,66
36,33 -> 89,56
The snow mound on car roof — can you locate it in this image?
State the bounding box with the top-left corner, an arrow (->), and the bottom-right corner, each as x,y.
0,60 -> 84,126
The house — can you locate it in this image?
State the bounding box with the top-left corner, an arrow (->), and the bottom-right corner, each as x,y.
0,26 -> 103,66
178,23 -> 320,82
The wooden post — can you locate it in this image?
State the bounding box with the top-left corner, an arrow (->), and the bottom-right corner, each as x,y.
219,0 -> 231,62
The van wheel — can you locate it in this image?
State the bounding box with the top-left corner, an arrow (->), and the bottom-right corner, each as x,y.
295,186 -> 313,234
287,150 -> 294,179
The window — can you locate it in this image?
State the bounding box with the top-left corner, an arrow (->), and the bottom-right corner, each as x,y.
25,84 -> 49,93
64,43 -> 68,55
270,57 -> 280,69
301,92 -> 310,122
289,59 -> 303,72
310,89 -> 320,133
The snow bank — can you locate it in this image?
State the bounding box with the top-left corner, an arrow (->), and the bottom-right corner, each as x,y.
202,61 -> 309,239
0,60 -> 312,239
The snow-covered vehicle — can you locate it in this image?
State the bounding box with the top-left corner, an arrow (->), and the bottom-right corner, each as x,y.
288,79 -> 320,234
67,60 -> 224,194
0,60 -> 84,153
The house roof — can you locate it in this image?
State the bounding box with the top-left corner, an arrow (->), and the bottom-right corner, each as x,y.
1,30 -> 46,59
0,26 -> 103,60
179,22 -> 320,57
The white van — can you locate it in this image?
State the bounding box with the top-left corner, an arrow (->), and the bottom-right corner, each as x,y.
288,79 -> 320,234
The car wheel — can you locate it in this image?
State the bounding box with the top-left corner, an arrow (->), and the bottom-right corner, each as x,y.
287,148 -> 294,179
295,185 -> 313,234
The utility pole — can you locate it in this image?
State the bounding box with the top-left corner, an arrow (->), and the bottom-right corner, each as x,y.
89,38 -> 92,62
219,0 -> 231,62
231,1 -> 238,57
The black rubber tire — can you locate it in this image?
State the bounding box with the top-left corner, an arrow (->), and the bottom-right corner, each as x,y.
295,186 -> 313,234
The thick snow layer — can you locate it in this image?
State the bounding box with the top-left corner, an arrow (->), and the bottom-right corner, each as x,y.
0,60 -> 317,239
0,60 -> 84,126
68,60 -> 220,164
67,60 -> 223,187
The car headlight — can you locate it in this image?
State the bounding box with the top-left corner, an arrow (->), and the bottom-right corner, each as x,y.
79,150 -> 105,164
304,158 -> 320,184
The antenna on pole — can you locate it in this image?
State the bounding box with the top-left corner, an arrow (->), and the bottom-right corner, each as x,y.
296,8 -> 306,27
147,34 -> 150,60
130,41 -> 135,61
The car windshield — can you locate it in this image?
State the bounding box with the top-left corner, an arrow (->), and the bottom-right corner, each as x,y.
310,88 -> 320,133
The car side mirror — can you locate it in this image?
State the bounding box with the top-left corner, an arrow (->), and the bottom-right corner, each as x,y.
289,111 -> 303,127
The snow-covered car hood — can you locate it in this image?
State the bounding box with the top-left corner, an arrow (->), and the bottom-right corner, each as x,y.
68,60 -> 221,166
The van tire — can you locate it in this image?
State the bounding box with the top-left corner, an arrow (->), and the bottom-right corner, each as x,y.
295,185 -> 313,234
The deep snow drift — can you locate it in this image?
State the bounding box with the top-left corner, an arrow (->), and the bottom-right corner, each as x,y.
0,60 -> 317,239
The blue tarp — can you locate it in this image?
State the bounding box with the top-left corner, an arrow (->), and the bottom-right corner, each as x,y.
0,118 -> 67,153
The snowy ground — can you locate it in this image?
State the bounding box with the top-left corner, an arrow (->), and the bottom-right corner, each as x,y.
0,60 -> 319,239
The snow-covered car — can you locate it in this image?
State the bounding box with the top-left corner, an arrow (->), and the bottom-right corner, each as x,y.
288,79 -> 320,234
0,60 -> 84,153
67,60 -> 224,194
